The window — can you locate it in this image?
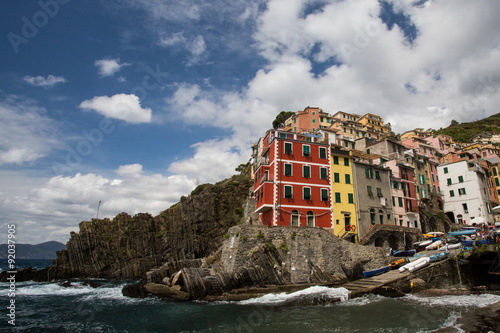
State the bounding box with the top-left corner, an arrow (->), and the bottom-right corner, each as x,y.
444,167 -> 448,174
449,190 -> 454,197
284,163 -> 292,176
312,119 -> 316,124
303,145 -> 310,156
494,168 -> 498,176
367,149 -> 370,154
303,187 -> 311,200
321,189 -> 329,201
379,210 -> 384,224
375,170 -> 381,180
367,185 -> 373,196
377,187 -> 383,197
320,167 -> 328,180
458,188 -> 466,195
392,144 -> 397,152
284,185 -> 293,199
392,196 -> 396,206
307,211 -> 314,227
496,178 -> 500,187
335,192 -> 341,203
370,209 -> 376,224
291,210 -> 299,226
365,167 -> 373,178
333,156 -> 339,165
319,147 -> 327,159
344,127 -> 347,133
458,175 -> 464,183
334,173 -> 340,183
420,175 -> 425,185
344,158 -> 349,166
303,165 -> 311,178
284,142 -> 293,154
398,197 -> 403,207
345,174 -> 351,184
462,203 -> 468,213
350,128 -> 353,134
348,193 -> 354,204
447,178 -> 452,186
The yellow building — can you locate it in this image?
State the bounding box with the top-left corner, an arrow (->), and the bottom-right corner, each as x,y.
331,147 -> 358,242
357,113 -> 390,137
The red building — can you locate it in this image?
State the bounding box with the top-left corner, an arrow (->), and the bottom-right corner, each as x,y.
253,129 -> 332,228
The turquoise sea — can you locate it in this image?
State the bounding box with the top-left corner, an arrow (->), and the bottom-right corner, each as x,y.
1,259 -> 499,332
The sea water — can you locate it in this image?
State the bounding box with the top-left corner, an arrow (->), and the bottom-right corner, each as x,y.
1,260 -> 499,332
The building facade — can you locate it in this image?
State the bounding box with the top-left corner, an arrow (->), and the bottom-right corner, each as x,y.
437,160 -> 495,225
253,130 -> 333,228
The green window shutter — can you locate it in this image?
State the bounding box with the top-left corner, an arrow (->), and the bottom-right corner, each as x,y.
335,192 -> 341,203
496,177 -> 500,186
303,145 -> 310,156
494,168 -> 498,176
367,186 -> 373,196
449,190 -> 454,197
334,173 -> 340,183
319,147 -> 326,159
344,158 -> 349,166
333,156 -> 339,165
345,174 -> 351,184
375,170 -> 380,180
444,167 -> 448,174
458,176 -> 464,183
365,167 -> 370,178
320,167 -> 327,180
348,193 -> 354,204
321,189 -> 328,201
304,187 -> 311,200
303,165 -> 311,178
398,197 -> 403,207
447,178 -> 452,185
284,163 -> 292,176
377,187 -> 383,197
285,186 -> 293,198
284,142 -> 293,154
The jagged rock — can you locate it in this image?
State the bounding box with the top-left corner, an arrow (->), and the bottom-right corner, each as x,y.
83,280 -> 102,288
141,225 -> 390,300
122,279 -> 148,298
144,283 -> 190,301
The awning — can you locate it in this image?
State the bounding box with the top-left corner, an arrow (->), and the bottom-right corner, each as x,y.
492,205 -> 500,212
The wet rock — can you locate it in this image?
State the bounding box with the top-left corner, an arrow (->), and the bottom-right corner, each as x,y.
144,283 -> 190,301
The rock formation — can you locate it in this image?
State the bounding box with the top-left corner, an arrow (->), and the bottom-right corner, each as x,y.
140,225 -> 390,300
2,175 -> 253,282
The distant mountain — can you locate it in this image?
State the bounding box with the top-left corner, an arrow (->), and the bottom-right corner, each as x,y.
0,241 -> 66,259
434,113 -> 500,143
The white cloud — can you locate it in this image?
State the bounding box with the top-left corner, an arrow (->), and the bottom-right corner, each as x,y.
0,97 -> 59,165
23,75 -> 67,88
159,33 -> 207,65
79,93 -> 152,124
94,57 -> 131,77
0,166 -> 197,243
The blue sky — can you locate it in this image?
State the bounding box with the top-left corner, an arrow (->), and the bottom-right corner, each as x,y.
1,0 -> 500,244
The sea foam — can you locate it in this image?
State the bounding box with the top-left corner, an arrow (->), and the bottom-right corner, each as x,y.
238,286 -> 350,305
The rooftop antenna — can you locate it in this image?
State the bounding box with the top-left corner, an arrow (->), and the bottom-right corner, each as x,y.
96,200 -> 102,219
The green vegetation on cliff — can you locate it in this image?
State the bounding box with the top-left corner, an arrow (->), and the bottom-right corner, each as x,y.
434,113 -> 500,143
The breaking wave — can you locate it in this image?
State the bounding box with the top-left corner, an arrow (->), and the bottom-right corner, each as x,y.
238,286 -> 350,306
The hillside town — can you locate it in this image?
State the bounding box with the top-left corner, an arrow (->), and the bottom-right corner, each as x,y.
251,106 -> 500,249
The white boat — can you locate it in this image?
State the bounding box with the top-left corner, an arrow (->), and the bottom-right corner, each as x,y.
400,257 -> 427,273
408,257 -> 430,272
425,240 -> 442,250
438,243 -> 461,251
427,232 -> 445,237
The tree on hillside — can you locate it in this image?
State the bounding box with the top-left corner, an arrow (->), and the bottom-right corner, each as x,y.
273,111 -> 295,129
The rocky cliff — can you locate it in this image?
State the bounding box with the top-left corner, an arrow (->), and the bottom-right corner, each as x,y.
8,175 -> 253,282
139,225 -> 390,300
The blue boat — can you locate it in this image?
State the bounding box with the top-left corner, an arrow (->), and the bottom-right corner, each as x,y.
448,230 -> 477,237
392,249 -> 416,257
363,266 -> 390,278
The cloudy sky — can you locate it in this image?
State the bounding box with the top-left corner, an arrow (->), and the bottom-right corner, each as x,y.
1,0 -> 500,244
